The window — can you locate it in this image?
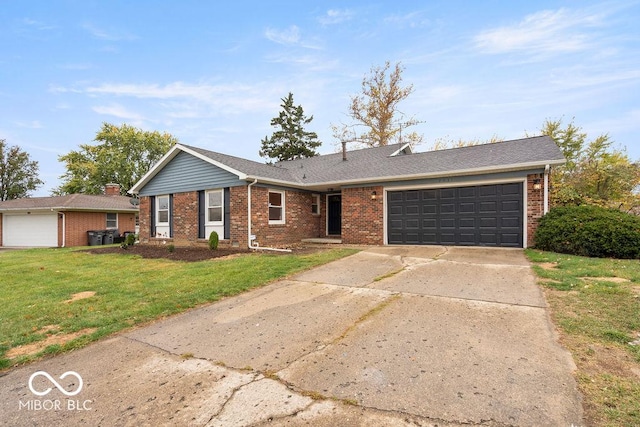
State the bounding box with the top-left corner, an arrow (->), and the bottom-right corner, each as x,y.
106,213 -> 118,229
206,189 -> 223,223
157,195 -> 169,224
268,190 -> 285,224
311,194 -> 320,215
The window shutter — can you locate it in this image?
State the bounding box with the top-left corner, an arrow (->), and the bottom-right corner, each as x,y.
198,190 -> 205,239
224,187 -> 231,240
150,196 -> 156,237
169,194 -> 174,238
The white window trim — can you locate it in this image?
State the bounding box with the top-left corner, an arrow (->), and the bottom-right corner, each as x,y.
268,189 -> 285,225
106,212 -> 118,229
156,195 -> 170,225
205,189 -> 224,225
311,194 -> 321,215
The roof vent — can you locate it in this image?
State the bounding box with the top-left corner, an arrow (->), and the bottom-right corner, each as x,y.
342,141 -> 347,161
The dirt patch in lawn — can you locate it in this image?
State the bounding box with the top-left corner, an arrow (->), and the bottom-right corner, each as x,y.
6,328 -> 97,359
538,262 -> 559,270
64,291 -> 96,303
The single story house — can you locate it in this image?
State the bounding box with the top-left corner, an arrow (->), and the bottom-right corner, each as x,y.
0,184 -> 138,247
129,136 -> 564,249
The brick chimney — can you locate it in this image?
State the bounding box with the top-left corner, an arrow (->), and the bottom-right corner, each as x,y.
104,183 -> 121,196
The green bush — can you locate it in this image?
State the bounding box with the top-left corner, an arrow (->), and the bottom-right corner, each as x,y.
125,233 -> 136,246
535,205 -> 640,259
208,231 -> 219,250
167,244 -> 175,253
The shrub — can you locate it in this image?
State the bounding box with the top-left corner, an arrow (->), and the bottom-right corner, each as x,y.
208,231 -> 219,250
535,205 -> 640,259
167,244 -> 175,253
125,233 -> 136,246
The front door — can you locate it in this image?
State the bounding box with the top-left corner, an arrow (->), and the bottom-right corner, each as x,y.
327,194 -> 342,235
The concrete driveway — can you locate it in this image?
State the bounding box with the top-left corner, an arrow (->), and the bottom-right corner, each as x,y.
0,246 -> 583,426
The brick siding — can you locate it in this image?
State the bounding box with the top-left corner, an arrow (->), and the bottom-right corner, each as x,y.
62,211 -> 136,247
249,187 -> 321,247
341,186 -> 384,245
0,213 -> 3,246
526,173 -> 545,248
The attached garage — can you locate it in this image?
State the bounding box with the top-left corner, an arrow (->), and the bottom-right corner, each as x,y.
3,213 -> 59,247
387,182 -> 524,248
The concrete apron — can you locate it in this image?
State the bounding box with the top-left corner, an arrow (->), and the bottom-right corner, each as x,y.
0,246 -> 583,427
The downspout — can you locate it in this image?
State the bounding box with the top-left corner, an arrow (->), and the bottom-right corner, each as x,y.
246,178 -> 292,253
543,164 -> 550,214
60,211 -> 66,247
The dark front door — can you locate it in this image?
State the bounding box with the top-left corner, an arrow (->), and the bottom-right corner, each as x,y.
327,194 -> 342,235
387,183 -> 523,247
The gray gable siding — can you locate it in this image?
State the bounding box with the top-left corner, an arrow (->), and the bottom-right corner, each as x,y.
139,151 -> 245,196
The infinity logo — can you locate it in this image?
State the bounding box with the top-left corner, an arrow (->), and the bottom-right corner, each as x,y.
28,371 -> 83,397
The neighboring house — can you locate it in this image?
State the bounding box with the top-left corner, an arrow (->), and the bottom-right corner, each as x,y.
0,184 -> 138,247
129,136 -> 565,249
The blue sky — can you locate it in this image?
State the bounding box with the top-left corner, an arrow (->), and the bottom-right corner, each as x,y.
2,1 -> 639,196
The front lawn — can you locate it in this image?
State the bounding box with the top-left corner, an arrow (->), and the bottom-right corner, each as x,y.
526,249 -> 640,427
0,246 -> 356,370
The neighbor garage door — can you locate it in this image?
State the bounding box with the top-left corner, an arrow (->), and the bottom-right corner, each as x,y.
387,183 -> 523,247
3,213 -> 58,247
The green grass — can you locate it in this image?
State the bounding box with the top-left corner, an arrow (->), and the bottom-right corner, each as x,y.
0,246 -> 357,370
526,249 -> 640,427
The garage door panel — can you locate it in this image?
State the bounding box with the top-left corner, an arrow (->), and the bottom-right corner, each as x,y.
406,205 -> 420,215
387,183 -> 523,247
4,213 -> 58,247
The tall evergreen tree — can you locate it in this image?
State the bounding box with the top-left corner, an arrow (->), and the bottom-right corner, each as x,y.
259,92 -> 321,162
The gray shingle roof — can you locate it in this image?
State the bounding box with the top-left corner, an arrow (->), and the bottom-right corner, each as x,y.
0,194 -> 138,211
182,135 -> 563,187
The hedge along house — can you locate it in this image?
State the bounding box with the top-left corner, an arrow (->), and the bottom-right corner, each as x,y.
130,136 -> 564,249
0,184 -> 138,247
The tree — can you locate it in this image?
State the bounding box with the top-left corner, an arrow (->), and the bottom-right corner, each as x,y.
0,139 -> 43,201
332,61 -> 423,148
538,118 -> 640,210
259,92 -> 321,162
56,123 -> 178,195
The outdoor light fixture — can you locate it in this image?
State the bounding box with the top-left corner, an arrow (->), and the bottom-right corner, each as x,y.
371,191 -> 377,200
533,179 -> 542,190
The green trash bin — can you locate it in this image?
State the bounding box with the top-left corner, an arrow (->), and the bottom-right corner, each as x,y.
88,230 -> 104,246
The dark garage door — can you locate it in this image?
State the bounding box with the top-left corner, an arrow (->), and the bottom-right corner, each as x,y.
387,183 -> 523,247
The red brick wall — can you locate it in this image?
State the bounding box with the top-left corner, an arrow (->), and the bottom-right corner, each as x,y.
526,173 -> 545,248
249,187 -> 321,247
341,186 -> 384,245
139,196 -> 151,243
0,213 -> 3,246
62,211 -> 136,247
172,191 -> 199,245
230,186 -> 248,245
136,186 -> 322,248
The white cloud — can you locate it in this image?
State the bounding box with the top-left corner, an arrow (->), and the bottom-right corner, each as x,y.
92,104 -> 145,121
318,9 -> 354,25
15,120 -> 43,129
384,11 -> 430,28
474,8 -> 604,56
81,23 -> 137,41
264,25 -> 301,45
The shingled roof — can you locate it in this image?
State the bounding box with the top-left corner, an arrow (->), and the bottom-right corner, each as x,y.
131,135 -> 564,193
0,194 -> 138,211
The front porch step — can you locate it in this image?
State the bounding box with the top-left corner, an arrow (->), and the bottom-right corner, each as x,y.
301,238 -> 342,244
